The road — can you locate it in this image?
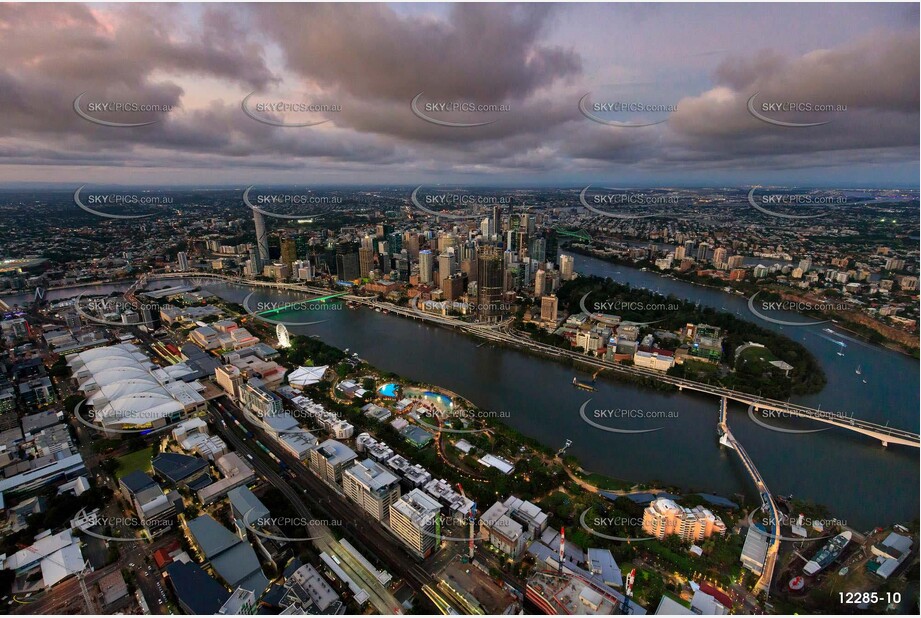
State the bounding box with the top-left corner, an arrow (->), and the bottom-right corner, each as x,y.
116,290 -> 442,613
10,533 -> 178,615
144,271 -> 919,447
207,402 -> 410,614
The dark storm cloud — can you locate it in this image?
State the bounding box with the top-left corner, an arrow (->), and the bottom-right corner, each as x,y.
571,31 -> 919,172
256,3 -> 580,102
0,3 -> 916,184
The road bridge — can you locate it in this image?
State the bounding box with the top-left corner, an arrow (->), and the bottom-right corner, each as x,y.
144,272 -> 919,448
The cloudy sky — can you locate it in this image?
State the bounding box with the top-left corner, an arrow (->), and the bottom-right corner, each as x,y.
0,2 -> 917,187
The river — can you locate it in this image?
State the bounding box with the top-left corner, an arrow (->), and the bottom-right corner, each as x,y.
10,256 -> 918,529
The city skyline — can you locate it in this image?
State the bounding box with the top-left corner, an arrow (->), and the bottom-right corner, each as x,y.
0,2 -> 918,616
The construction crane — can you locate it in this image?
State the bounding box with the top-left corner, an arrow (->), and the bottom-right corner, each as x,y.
623,567 -> 636,614
76,562 -> 97,615
27,546 -> 95,614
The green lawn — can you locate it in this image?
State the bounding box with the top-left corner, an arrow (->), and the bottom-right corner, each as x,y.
736,344 -> 779,367
573,468 -> 634,491
115,449 -> 152,479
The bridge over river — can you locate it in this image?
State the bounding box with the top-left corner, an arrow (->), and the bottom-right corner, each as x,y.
144,272 -> 919,449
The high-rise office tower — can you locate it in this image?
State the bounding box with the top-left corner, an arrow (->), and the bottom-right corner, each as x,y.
560,254 -> 574,281
280,238 -> 297,267
517,230 -> 529,260
294,235 -> 309,259
358,247 -> 374,278
541,294 -> 559,323
492,204 -> 502,240
529,237 -> 546,264
387,231 -> 403,254
476,245 -> 505,321
177,251 -> 189,271
404,233 -> 420,259
534,268 -> 547,297
336,245 -> 361,281
249,247 -> 263,277
253,210 -> 270,263
696,243 -> 710,262
437,253 -> 455,286
395,251 -> 409,281
480,217 -> 492,239
418,250 -> 434,284
520,213 -> 535,235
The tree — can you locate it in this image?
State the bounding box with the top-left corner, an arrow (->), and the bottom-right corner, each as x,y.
100,459 -> 121,476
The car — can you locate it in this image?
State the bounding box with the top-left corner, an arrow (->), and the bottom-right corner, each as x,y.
246,454 -> 254,460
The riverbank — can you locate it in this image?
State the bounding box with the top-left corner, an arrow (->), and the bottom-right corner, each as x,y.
15,273 -> 916,529
562,243 -> 918,356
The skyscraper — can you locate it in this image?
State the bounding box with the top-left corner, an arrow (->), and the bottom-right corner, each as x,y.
529,237 -> 547,264
177,251 -> 189,271
560,254 -> 574,281
253,210 -> 270,263
480,216 -> 492,239
476,245 -> 505,322
534,268 -> 547,297
358,247 -> 374,278
418,250 -> 434,285
712,247 -> 728,269
696,242 -> 710,262
437,252 -> 455,285
336,245 -> 361,282
280,238 -> 297,267
491,204 -> 502,240
387,231 -> 403,254
541,294 -> 558,323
